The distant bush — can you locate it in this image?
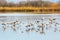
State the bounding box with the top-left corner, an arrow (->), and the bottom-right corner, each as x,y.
0,1 -> 52,7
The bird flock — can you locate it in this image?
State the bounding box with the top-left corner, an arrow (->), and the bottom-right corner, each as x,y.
0,16 -> 60,34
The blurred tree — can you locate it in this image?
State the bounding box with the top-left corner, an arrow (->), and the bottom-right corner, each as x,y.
0,0 -> 7,7
57,0 -> 60,6
8,2 -> 16,7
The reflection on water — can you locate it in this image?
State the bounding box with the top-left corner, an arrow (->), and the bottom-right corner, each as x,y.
0,13 -> 60,40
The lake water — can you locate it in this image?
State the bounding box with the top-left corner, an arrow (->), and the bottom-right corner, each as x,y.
0,13 -> 60,40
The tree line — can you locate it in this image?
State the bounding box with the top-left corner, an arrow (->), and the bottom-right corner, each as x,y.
0,1 -> 60,7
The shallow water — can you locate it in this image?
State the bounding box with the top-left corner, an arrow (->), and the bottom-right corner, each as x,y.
0,13 -> 60,40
